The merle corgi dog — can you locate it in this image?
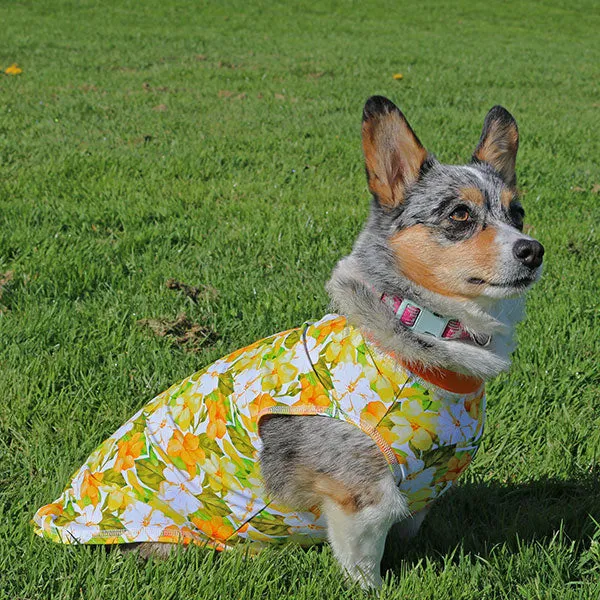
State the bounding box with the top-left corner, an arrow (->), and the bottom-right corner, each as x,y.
33,96 -> 543,589
260,97 -> 543,586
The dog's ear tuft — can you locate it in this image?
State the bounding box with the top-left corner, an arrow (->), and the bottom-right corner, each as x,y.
472,106 -> 519,188
361,96 -> 428,209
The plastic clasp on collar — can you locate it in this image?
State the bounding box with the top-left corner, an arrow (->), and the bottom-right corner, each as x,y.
396,299 -> 449,338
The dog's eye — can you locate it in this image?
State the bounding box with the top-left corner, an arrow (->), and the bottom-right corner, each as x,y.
449,207 -> 471,222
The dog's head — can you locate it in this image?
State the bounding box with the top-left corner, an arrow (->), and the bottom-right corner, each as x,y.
360,96 -> 544,302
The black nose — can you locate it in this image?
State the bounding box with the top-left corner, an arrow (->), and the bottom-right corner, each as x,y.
512,239 -> 544,268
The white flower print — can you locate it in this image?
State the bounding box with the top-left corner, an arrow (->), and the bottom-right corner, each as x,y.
437,401 -> 477,445
64,504 -> 103,543
146,405 -> 176,449
330,362 -> 366,400
399,466 -> 437,497
223,489 -> 266,525
157,466 -> 203,516
232,367 -> 263,406
121,501 -> 171,533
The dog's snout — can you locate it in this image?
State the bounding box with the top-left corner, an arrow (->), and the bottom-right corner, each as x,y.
512,239 -> 544,268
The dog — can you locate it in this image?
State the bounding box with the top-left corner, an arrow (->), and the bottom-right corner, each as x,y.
33,96 -> 544,589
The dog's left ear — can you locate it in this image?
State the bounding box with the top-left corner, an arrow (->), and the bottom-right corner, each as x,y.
472,106 -> 519,188
362,96 -> 428,209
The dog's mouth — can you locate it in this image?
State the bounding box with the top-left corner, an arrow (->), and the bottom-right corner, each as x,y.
467,276 -> 536,289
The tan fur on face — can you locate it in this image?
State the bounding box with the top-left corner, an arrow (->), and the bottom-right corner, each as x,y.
500,189 -> 514,209
390,225 -> 500,299
362,112 -> 427,208
459,187 -> 485,206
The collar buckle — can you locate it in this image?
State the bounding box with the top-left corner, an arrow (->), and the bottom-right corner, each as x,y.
380,291 -> 490,345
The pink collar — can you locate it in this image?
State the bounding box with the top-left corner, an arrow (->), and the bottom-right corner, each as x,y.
380,292 -> 491,346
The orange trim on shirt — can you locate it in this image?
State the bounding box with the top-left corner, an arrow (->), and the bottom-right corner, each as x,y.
398,359 -> 483,394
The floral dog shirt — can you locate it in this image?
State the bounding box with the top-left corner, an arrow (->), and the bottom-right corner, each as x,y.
33,314 -> 485,550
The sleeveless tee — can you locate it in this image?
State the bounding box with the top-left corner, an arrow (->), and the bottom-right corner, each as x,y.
33,314 -> 485,550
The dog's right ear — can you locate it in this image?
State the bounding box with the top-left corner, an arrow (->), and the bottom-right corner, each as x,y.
362,96 -> 428,209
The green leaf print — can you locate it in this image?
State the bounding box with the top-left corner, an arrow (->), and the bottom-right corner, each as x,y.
101,470 -> 127,488
64,500 -> 77,518
193,488 -> 230,519
175,380 -> 194,398
197,433 -> 224,457
99,515 -> 124,531
130,416 -> 147,436
250,517 -> 291,538
421,445 -> 457,470
135,458 -> 166,489
283,329 -> 301,349
218,372 -> 234,396
312,357 -> 334,390
227,426 -> 255,458
356,342 -> 369,366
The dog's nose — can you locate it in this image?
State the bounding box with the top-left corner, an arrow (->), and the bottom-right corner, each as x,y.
512,239 -> 545,268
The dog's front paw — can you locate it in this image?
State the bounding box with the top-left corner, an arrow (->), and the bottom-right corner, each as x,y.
342,563 -> 383,590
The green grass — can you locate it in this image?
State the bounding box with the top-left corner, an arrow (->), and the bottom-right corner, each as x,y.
1,0 -> 599,598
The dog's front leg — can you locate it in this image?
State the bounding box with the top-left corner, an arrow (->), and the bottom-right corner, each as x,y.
322,478 -> 409,589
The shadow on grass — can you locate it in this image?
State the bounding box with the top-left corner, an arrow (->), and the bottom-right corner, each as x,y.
382,475 -> 600,573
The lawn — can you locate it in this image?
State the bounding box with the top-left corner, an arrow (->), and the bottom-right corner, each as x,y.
1,0 -> 599,598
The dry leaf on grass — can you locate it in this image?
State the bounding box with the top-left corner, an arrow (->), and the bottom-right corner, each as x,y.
152,104 -> 168,112
166,278 -> 219,303
592,184 -> 600,194
137,313 -> 218,352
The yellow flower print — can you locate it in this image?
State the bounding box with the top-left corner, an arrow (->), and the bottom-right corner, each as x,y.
159,524 -> 196,544
324,336 -> 356,365
464,393 -> 483,420
80,470 -> 104,506
36,502 -> 63,518
205,395 -> 228,440
293,375 -> 329,409
191,515 -> 234,541
114,432 -> 144,472
389,400 -> 438,450
229,344 -> 264,372
438,454 -> 472,482
261,359 -> 298,391
360,401 -> 397,445
167,430 -> 205,478
107,488 -> 134,512
368,372 -> 395,403
171,395 -> 195,430
314,315 -> 346,345
203,453 -> 238,492
361,401 -> 387,429
243,393 -> 277,431
32,314 -> 485,549
249,393 -> 277,419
